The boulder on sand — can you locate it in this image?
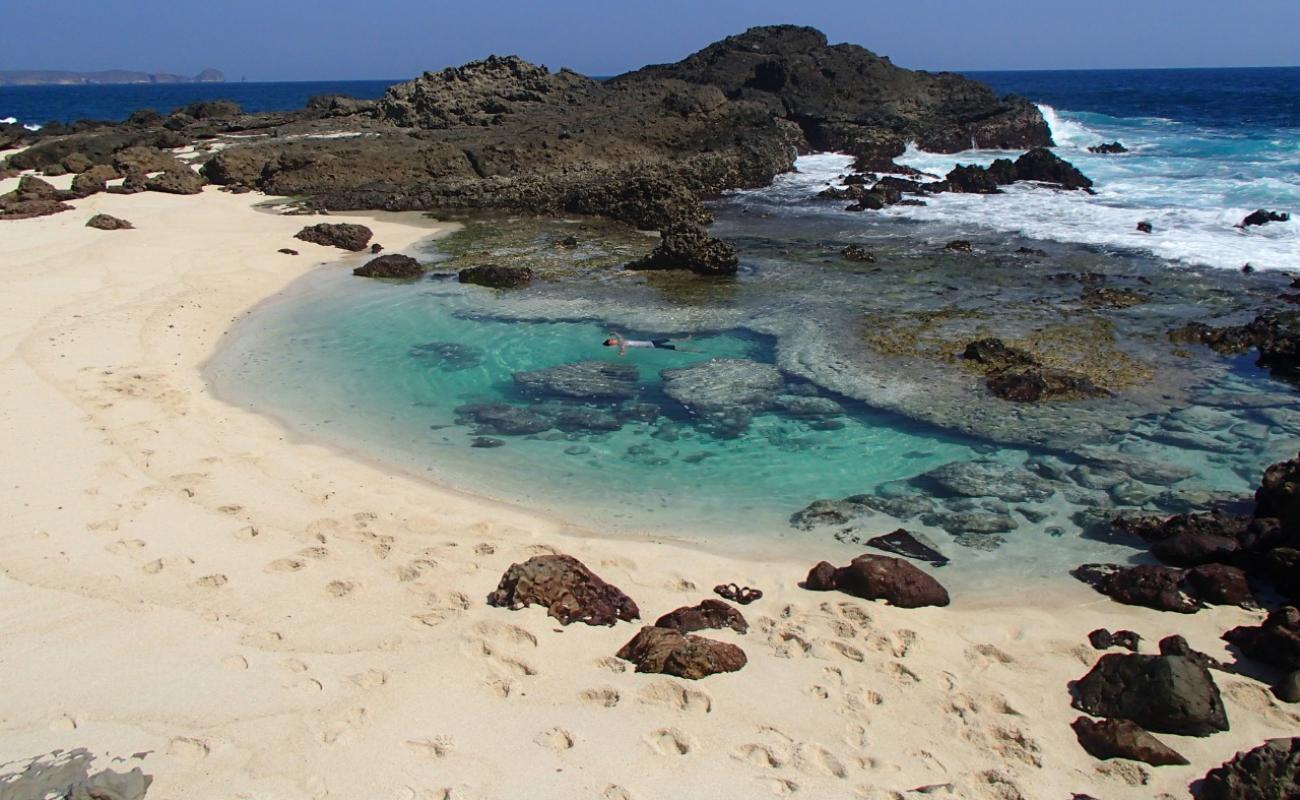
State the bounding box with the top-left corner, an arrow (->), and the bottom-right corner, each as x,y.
294,222 -> 374,252
616,626 -> 746,679
144,168 -> 206,195
654,599 -> 748,634
1192,738 -> 1300,800
1071,652 -> 1229,736
1223,606 -> 1300,672
86,213 -> 134,230
486,554 -> 639,626
804,554 -> 949,608
1070,716 -> 1188,766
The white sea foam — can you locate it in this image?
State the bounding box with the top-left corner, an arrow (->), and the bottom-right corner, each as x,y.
1037,103 -> 1098,149
0,116 -> 16,125
23,123 -> 41,131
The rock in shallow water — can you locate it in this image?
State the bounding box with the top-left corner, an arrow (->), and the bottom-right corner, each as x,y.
458,263 -> 534,288
1071,653 -> 1228,736
616,626 -> 746,679
487,554 -> 639,626
866,528 -> 949,567
354,254 -> 423,279
919,460 -> 1054,503
408,341 -> 484,371
660,358 -> 782,411
514,361 -> 639,401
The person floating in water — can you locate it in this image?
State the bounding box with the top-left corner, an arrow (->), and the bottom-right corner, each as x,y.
603,332 -> 689,356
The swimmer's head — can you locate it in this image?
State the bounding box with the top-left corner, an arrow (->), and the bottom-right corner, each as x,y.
603,338 -> 618,347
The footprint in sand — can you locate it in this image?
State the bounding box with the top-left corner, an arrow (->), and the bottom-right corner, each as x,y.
348,668 -> 388,689
734,743 -> 784,769
580,687 -> 621,708
142,555 -> 194,575
267,558 -> 306,573
222,655 -> 249,671
405,736 -> 456,759
595,657 -> 628,674
602,786 -> 634,800
48,715 -> 78,733
167,736 -> 211,762
194,574 -> 228,589
105,539 -> 147,556
234,525 -> 259,541
534,728 -> 576,751
299,546 -> 331,560
966,643 -> 1015,668
473,620 -> 538,648
320,707 -> 369,745
637,679 -> 712,714
325,580 -> 356,598
792,743 -> 848,779
645,728 -> 695,757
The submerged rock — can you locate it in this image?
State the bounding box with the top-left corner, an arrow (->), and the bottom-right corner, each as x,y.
353,254 -> 423,279
804,554 -> 949,608
919,460 -> 1054,503
654,599 -> 748,634
408,341 -> 484,371
487,554 -> 640,626
514,361 -> 639,401
866,528 -> 949,567
660,358 -> 782,411
458,264 -> 534,288
1071,652 -> 1229,736
1193,738 -> 1300,800
1070,716 -> 1188,766
840,245 -> 875,262
616,626 -> 746,679
454,402 -> 554,435
294,223 -> 373,251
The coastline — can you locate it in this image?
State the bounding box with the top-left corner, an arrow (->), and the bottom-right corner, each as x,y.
1,183 -> 1297,798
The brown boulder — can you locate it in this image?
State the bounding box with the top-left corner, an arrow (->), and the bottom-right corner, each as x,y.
1071,563 -> 1200,613
70,164 -> 120,198
86,214 -> 134,231
1224,606 -> 1300,671
653,599 -> 748,634
486,554 -> 639,626
294,223 -> 374,252
145,169 -> 205,195
616,626 -> 746,679
1070,717 -> 1188,766
803,554 -> 949,608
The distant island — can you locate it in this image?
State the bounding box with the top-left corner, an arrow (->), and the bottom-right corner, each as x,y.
0,68 -> 224,86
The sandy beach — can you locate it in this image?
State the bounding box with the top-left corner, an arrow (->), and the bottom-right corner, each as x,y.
0,178 -> 1296,800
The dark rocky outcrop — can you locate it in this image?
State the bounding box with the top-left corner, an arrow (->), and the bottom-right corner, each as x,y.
353,254 -> 423,279
1072,563 -> 1201,613
624,225 -> 739,275
1224,607 -> 1300,672
86,213 -> 134,230
840,245 -> 875,262
144,168 -> 205,195
1257,452 -> 1300,529
0,175 -> 73,220
1070,717 -> 1188,766
616,626 -> 747,679
457,264 -> 534,288
1239,209 -> 1290,227
1137,220 -> 1153,233
1071,652 -> 1229,736
804,554 -> 949,608
1088,142 -> 1128,154
294,223 -> 373,252
943,148 -> 1093,195
1170,313 -> 1300,377
1089,629 -> 1141,652
70,164 -> 119,197
486,554 -> 640,626
1192,738 -> 1300,800
653,599 -> 748,634
962,336 -> 1108,403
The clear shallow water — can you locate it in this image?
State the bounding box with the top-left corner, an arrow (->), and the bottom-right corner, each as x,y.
210,265 -> 991,546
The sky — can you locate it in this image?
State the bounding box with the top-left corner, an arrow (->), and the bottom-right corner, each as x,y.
2,0 -> 1297,81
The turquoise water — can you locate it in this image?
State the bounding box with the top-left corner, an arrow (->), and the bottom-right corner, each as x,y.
210,267 -> 990,546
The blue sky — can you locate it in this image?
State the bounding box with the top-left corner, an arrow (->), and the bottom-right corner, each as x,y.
3,0 -> 1297,80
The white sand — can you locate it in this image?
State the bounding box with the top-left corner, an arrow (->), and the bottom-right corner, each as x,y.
0,183 -> 1296,800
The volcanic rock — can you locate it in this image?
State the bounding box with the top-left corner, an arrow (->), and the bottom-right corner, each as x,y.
85,213 -> 134,230
1072,563 -> 1200,613
1240,209 -> 1290,227
660,358 -> 782,411
920,460 -> 1054,503
353,254 -> 423,279
1013,148 -> 1094,192
1088,142 -> 1128,154
1070,716 -> 1188,766
294,223 -> 373,252
866,528 -> 949,567
840,245 -> 875,262
1193,738 -> 1300,800
454,402 -> 555,436
654,599 -> 748,634
1257,452 -> 1300,529
803,554 -> 949,608
1071,652 -> 1229,736
1088,629 -> 1141,652
625,225 -> 739,275
486,554 -> 640,626
616,626 -> 746,679
514,361 -> 639,401
70,164 -> 118,197
1137,221 -> 1153,233
458,264 -> 534,288
1224,606 -> 1300,671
